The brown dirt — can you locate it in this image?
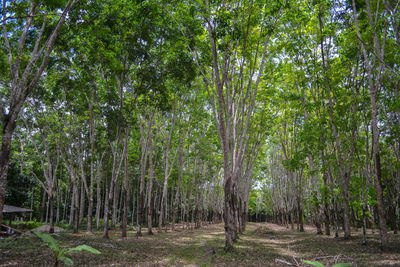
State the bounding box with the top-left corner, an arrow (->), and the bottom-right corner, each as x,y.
0,222 -> 399,266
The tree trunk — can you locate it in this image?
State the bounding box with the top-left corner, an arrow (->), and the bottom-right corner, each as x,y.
73,181 -> 79,233
158,111 -> 177,231
172,136 -> 184,231
137,113 -> 152,236
30,187 -> 34,221
69,185 -> 74,225
0,122 -> 14,223
49,194 -> 55,234
147,129 -> 155,235
79,179 -> 85,225
56,184 -> 60,224
186,157 -> 197,229
95,157 -> 103,229
40,188 -> 46,222
224,175 -> 237,251
343,171 -> 351,239
103,175 -> 111,239
0,0 -> 75,223
122,128 -> 130,238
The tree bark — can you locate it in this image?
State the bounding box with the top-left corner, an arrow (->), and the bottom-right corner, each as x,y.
122,127 -> 130,238
49,194 -> 54,234
95,155 -> 104,229
147,127 -> 156,235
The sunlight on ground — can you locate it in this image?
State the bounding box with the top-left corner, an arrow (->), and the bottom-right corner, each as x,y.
2,222 -> 400,266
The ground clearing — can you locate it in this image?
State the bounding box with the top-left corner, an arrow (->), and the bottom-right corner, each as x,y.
0,222 -> 399,266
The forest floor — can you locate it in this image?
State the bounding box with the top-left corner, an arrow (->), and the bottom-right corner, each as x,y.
1,222 -> 400,266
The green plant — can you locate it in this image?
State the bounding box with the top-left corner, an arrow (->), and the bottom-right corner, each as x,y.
33,231 -> 101,266
303,260 -> 352,267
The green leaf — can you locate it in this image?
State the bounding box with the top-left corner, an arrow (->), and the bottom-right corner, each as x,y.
67,245 -> 101,254
303,260 -> 325,267
59,256 -> 74,266
332,264 -> 353,267
33,231 -> 59,252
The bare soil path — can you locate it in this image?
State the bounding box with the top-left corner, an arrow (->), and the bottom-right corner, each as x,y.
0,222 -> 399,266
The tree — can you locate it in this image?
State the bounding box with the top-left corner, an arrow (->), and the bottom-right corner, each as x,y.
0,0 -> 76,223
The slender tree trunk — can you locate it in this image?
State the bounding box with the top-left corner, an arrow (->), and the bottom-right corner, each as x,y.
172,136 -> 184,231
95,156 -> 103,229
137,113 -> 152,236
147,129 -> 155,235
69,185 -> 74,225
30,187 -> 34,221
342,171 -> 351,239
158,111 -> 177,231
79,179 -> 85,225
103,181 -> 110,239
73,181 -> 79,233
186,157 -> 197,229
56,183 -> 60,224
122,128 -> 130,238
112,182 -> 119,227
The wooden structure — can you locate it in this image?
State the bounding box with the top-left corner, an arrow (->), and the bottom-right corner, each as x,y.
0,205 -> 31,237
2,204 -> 33,225
2,204 -> 33,214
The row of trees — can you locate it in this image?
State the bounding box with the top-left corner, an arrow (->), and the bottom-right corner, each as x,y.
1,0 -> 399,251
252,0 -> 400,248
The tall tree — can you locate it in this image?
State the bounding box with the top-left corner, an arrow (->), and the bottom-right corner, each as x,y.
0,0 -> 76,223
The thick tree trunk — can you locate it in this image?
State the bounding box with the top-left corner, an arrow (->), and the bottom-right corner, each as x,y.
40,188 -> 46,222
49,194 -> 55,234
224,176 -> 237,251
0,124 -> 15,223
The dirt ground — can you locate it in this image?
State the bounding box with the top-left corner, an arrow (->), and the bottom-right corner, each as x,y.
0,222 -> 399,266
